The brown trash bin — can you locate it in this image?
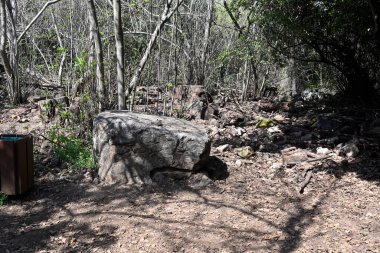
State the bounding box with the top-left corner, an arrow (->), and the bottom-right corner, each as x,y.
0,134 -> 34,195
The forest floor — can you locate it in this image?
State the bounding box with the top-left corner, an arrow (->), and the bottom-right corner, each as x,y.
0,97 -> 380,253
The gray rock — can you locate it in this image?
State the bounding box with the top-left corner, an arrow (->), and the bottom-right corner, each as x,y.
215,144 -> 230,153
93,111 -> 211,184
188,173 -> 213,189
341,143 -> 360,158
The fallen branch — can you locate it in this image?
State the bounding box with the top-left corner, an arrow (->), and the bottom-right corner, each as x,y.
307,154 -> 333,163
299,170 -> 313,194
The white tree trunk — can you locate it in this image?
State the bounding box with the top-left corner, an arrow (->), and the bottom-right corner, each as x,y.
113,0 -> 125,109
126,0 -> 183,103
0,0 -> 17,104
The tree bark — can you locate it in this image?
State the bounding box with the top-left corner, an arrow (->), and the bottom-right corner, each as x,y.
126,0 -> 183,102
369,0 -> 380,49
113,0 -> 125,109
87,0 -> 106,111
198,0 -> 214,87
17,0 -> 63,44
0,0 -> 17,104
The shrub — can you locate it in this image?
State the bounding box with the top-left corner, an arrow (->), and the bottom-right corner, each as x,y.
0,193 -> 8,205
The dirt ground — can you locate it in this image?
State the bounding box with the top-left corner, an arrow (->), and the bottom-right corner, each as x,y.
0,99 -> 380,253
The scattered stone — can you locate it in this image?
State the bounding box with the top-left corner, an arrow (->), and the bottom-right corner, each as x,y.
235,159 -> 242,167
208,118 -> 220,127
341,143 -> 360,158
188,172 -> 213,189
18,118 -> 29,123
273,114 -> 286,122
215,144 -> 230,153
316,147 -> 331,155
233,127 -> 246,136
93,111 -> 211,184
83,171 -> 94,183
267,126 -> 282,134
271,163 -> 283,169
234,146 -> 254,158
281,147 -> 308,166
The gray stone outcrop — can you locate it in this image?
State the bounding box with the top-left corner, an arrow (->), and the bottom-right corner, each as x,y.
93,111 -> 211,184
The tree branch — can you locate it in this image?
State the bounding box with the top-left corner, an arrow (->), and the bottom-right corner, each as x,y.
17,0 -> 63,44
223,0 -> 243,35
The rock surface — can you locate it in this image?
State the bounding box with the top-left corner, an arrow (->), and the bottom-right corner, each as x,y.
93,111 -> 211,184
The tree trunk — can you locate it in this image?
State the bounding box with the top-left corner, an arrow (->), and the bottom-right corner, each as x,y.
198,0 -> 214,87
0,0 -> 17,105
113,0 -> 125,110
87,0 -> 106,111
369,0 -> 380,49
126,0 -> 183,101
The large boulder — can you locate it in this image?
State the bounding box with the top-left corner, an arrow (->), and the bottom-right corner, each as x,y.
93,111 -> 211,184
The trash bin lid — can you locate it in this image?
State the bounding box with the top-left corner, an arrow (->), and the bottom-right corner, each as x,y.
0,136 -> 24,141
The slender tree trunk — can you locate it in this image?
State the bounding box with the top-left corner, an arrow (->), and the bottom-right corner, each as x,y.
113,0 -> 125,109
369,0 -> 380,49
126,0 -> 183,101
0,0 -> 17,104
241,59 -> 249,101
198,0 -> 214,87
51,11 -> 66,86
87,0 -> 106,111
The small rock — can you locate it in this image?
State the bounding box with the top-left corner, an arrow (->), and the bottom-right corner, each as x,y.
18,118 -> 29,123
267,126 -> 282,134
234,127 -> 246,136
83,171 -> 94,183
208,118 -> 220,127
188,173 -> 213,189
215,144 -> 230,153
341,143 -> 359,158
316,147 -> 331,155
235,159 -> 242,167
234,146 -> 254,158
273,114 -> 286,122
271,163 -> 283,169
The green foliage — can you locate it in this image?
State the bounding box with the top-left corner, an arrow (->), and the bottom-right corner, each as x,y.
48,128 -> 95,170
173,106 -> 188,119
8,125 -> 16,134
74,50 -> 90,74
74,56 -> 87,73
256,117 -> 276,127
45,92 -> 97,171
0,193 -> 8,205
57,47 -> 66,56
166,82 -> 174,90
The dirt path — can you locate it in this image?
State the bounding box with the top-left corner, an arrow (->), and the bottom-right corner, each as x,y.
1,101 -> 380,252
